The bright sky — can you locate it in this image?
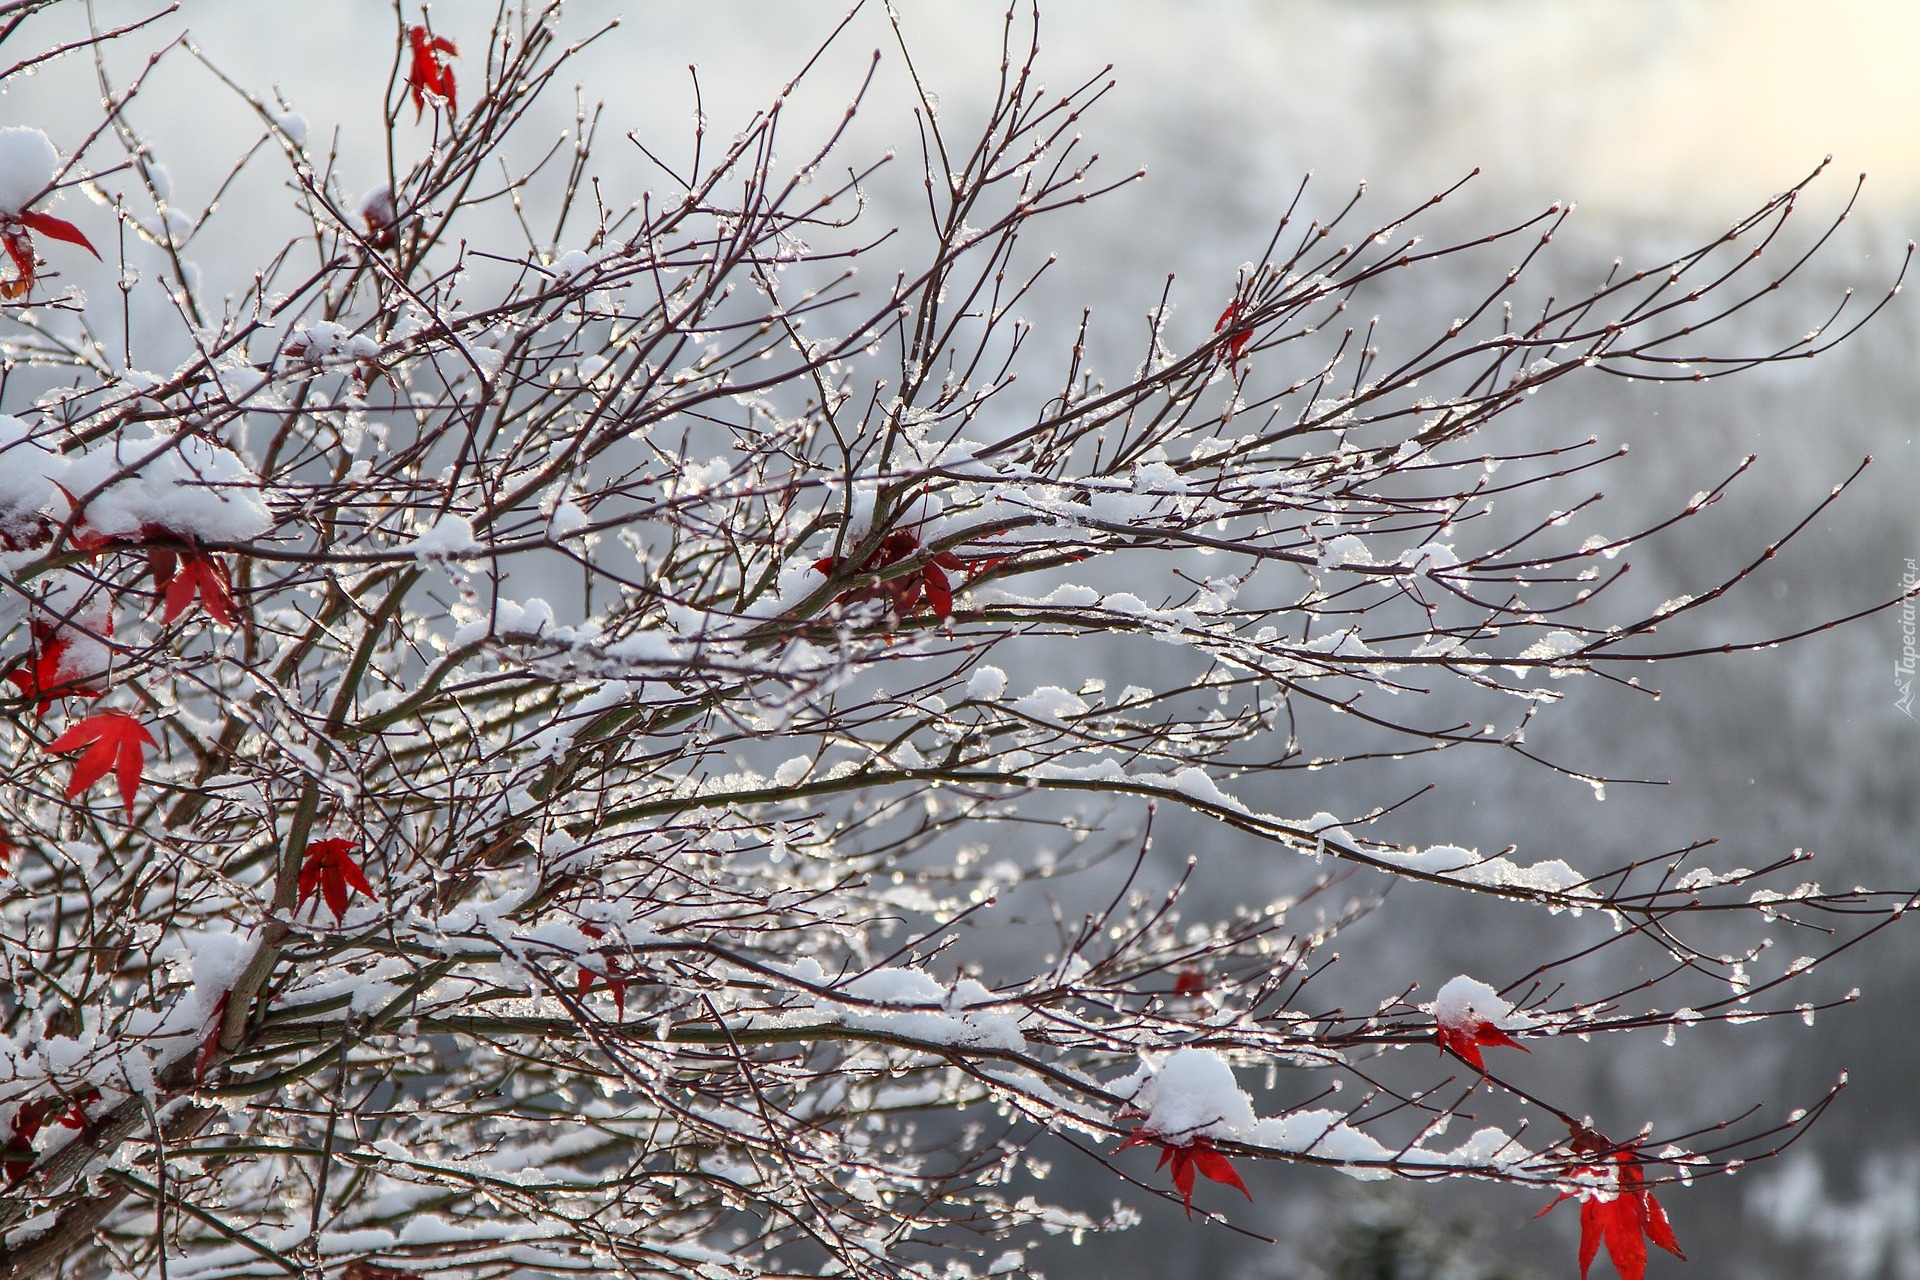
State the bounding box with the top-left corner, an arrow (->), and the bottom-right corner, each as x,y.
1039,0 -> 1920,218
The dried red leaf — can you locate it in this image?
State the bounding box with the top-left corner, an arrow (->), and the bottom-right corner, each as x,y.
298,837 -> 376,920
48,711 -> 155,819
1537,1152 -> 1686,1280
1172,967 -> 1207,995
0,825 -> 15,877
406,24 -> 460,121
1119,1128 -> 1252,1218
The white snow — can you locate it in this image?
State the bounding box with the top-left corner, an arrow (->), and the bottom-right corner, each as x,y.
822,967 -> 1025,1050
1166,767 -> 1247,813
1246,1110 -> 1394,1177
286,320 -> 381,368
1123,1047 -> 1256,1140
359,184 -> 395,233
1374,844 -> 1481,874
62,428 -> 273,543
136,156 -> 172,202
266,108 -> 309,148
1009,685 -> 1088,722
408,514 -> 483,561
1241,1109 -> 1530,1181
1452,855 -> 1588,896
452,596 -> 554,647
1318,535 -> 1374,569
1301,811 -> 1354,849
0,127 -> 59,216
1429,975 -> 1535,1033
0,415 -> 66,541
843,967 -> 944,1005
965,665 -> 1007,701
1506,629 -> 1583,675
1397,543 -> 1459,572
547,499 -> 589,539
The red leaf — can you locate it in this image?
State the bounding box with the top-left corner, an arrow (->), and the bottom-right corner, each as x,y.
574,923 -> 628,1018
1643,1188 -> 1684,1258
297,838 -> 376,920
1,209 -> 97,302
1436,1017 -> 1528,1073
811,526 -> 997,622
1214,300 -> 1254,379
4,1102 -> 45,1183
1189,1145 -> 1252,1200
48,711 -> 155,819
6,621 -> 108,717
1172,967 -> 1207,994
15,210 -> 99,259
923,561 -> 952,619
158,550 -> 236,626
55,1087 -> 101,1132
407,24 -> 460,121
1121,1128 -> 1252,1218
0,825 -> 15,876
1168,1147 -> 1197,1207
1539,1152 -> 1685,1280
197,990 -> 231,1083
1,226 -> 33,300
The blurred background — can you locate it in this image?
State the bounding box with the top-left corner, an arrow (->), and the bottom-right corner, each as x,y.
11,2 -> 1920,1276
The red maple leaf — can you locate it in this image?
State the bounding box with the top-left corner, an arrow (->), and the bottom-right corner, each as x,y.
149,545 -> 237,626
406,24 -> 460,121
5,618 -> 109,717
1537,1151 -> 1686,1280
1435,1017 -> 1530,1073
575,923 -> 628,1018
197,990 -> 231,1083
3,1103 -> 43,1184
48,711 -> 155,819
2,209 -> 99,302
813,529 -> 999,623
1117,1128 -> 1252,1218
298,837 -> 376,920
362,186 -> 399,249
1214,300 -> 1254,381
54,1087 -> 100,1133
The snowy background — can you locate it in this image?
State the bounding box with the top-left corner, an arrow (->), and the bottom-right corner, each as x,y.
8,1 -> 1919,1276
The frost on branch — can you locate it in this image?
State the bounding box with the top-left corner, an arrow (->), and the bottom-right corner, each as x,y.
0,4 -> 1907,1278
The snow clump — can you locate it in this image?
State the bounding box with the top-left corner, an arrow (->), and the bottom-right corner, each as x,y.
1123,1047 -> 1256,1140
0,127 -> 59,216
1429,975 -> 1536,1035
